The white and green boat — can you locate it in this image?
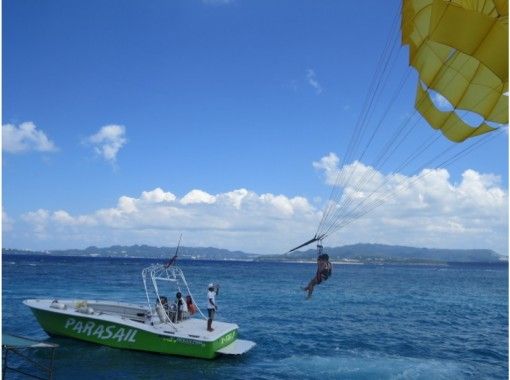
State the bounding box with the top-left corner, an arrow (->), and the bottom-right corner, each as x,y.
24,263 -> 255,359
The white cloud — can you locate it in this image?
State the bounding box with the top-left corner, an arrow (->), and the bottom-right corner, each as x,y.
52,210 -> 76,224
313,152 -> 341,184
22,209 -> 50,224
306,69 -> 323,94
221,188 -> 249,209
2,122 -> 57,154
312,153 -> 508,254
51,211 -> 96,227
21,209 -> 96,230
3,211 -> 14,232
10,156 -> 508,255
141,188 -> 176,203
118,196 -> 138,213
16,187 -> 318,253
87,125 -> 127,163
181,189 -> 216,205
21,209 -> 50,237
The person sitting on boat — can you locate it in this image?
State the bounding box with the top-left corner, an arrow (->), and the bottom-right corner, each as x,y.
186,295 -> 197,315
206,283 -> 218,332
159,295 -> 178,321
155,296 -> 171,323
157,296 -> 169,310
303,251 -> 332,299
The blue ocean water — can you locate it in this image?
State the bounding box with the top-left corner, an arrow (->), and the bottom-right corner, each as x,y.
2,255 -> 508,379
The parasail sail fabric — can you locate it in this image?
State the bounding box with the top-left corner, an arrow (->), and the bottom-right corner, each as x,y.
402,0 -> 508,142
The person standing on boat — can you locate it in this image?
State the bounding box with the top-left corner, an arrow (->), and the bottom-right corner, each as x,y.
175,292 -> 184,322
206,283 -> 218,332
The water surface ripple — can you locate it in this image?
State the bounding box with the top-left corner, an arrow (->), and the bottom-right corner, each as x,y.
2,256 -> 508,379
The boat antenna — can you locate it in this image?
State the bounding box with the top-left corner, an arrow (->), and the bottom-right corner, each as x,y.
164,233 -> 182,267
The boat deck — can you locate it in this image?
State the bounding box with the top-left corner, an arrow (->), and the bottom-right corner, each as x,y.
153,317 -> 238,341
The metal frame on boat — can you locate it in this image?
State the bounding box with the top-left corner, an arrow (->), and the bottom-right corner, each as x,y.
142,263 -> 207,328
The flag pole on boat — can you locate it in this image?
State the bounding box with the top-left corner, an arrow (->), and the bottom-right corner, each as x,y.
165,233 -> 182,268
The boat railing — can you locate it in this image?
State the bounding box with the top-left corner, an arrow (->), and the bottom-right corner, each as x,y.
142,264 -> 206,330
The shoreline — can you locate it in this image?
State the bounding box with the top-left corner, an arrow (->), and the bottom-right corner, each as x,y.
3,253 -> 507,266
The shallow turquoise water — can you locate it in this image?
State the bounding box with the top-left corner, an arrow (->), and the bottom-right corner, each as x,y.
2,255 -> 508,379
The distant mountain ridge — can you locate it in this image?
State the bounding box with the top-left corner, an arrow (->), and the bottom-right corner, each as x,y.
2,245 -> 258,261
2,243 -> 506,263
258,243 -> 506,263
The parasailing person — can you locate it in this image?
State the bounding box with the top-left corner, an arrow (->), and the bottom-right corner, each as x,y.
289,0 -> 507,298
302,242 -> 332,299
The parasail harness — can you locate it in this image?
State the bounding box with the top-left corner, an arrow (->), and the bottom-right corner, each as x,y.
316,241 -> 332,283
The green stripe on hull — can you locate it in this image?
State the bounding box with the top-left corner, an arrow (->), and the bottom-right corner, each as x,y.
30,308 -> 237,359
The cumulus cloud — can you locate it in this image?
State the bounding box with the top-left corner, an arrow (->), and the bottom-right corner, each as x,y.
2,122 -> 57,154
87,125 -> 127,163
8,155 -> 508,254
181,190 -> 216,205
17,187 -> 319,253
141,188 -> 176,203
306,69 -> 323,94
13,156 -> 508,255
313,152 -> 341,185
21,209 -> 50,237
312,153 -> 508,254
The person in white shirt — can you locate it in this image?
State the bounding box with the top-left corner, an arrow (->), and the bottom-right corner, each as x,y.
206,283 -> 218,332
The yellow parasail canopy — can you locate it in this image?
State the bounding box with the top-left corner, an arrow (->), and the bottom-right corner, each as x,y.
401,0 -> 508,142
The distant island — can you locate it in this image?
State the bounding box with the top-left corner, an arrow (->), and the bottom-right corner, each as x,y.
257,243 -> 507,264
2,245 -> 259,261
2,243 -> 507,264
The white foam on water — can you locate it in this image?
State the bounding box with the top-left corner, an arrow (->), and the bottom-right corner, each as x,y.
267,354 -> 468,379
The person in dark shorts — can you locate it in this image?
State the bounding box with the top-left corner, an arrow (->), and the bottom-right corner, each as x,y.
175,292 -> 184,322
303,253 -> 332,299
206,283 -> 218,332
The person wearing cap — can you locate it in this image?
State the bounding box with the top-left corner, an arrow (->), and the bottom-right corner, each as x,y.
206,283 -> 218,332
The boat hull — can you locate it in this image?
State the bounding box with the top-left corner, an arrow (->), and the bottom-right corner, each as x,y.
27,304 -> 237,359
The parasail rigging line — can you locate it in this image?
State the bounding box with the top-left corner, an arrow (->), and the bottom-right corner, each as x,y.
321,86 -> 506,240
306,0 -> 508,248
322,125 -> 504,238
316,2 -> 403,237
319,53 -> 504,238
328,129 -> 505,235
292,0 -> 507,253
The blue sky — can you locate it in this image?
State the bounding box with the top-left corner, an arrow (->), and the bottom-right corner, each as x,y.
3,0 -> 508,254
